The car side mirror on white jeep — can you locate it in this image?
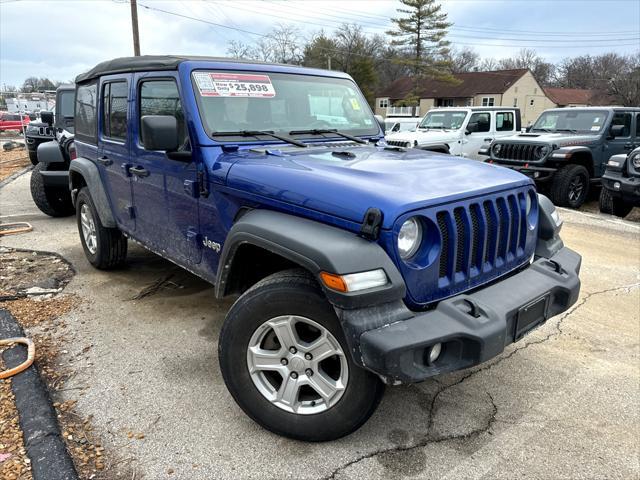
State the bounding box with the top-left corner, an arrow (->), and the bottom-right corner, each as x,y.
465,122 -> 478,135
141,115 -> 179,152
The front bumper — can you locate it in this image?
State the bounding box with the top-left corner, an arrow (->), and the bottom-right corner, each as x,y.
488,161 -> 557,181
356,246 -> 581,384
602,171 -> 640,205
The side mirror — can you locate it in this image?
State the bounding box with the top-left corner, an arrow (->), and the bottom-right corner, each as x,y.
525,125 -> 532,133
609,124 -> 625,138
41,111 -> 54,125
465,122 -> 478,135
141,115 -> 179,151
374,114 -> 386,134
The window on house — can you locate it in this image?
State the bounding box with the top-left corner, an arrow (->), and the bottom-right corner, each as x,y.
481,97 -> 495,107
534,88 -> 537,94
465,98 -> 473,106
378,98 -> 388,108
437,98 -> 454,107
513,98 -> 518,107
102,81 -> 128,141
496,112 -> 515,131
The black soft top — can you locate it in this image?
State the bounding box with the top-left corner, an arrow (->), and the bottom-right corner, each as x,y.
75,55 -> 298,83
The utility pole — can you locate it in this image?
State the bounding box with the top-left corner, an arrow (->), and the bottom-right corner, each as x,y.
130,0 -> 141,56
327,56 -> 332,70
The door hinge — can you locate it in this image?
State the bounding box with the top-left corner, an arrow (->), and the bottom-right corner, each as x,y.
198,170 -> 209,198
360,207 -> 383,240
126,205 -> 136,219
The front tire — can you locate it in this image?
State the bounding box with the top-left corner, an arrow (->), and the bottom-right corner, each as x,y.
76,187 -> 127,269
599,187 -> 633,218
30,163 -> 74,217
28,150 -> 38,165
550,164 -> 590,209
219,269 -> 384,441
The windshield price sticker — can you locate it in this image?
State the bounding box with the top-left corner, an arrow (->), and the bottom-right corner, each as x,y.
194,72 -> 276,98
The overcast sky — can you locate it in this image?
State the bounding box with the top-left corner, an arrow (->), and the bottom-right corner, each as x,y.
1,0 -> 638,88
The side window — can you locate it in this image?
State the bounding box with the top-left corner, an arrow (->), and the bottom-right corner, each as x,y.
611,112 -> 632,137
496,112 -> 514,131
75,80 -> 98,143
102,81 -> 128,141
469,112 -> 490,133
636,113 -> 640,138
139,79 -> 186,147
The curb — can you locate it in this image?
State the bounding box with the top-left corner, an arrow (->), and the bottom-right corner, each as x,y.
0,309 -> 78,480
0,164 -> 33,189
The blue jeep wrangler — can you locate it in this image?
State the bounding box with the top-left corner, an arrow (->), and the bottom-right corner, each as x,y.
69,56 -> 581,441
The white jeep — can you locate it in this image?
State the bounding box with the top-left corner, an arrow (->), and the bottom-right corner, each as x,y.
385,107 -> 521,160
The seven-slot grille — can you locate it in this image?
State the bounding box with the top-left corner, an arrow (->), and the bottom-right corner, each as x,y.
436,191 -> 530,285
386,139 -> 412,148
493,143 -> 545,162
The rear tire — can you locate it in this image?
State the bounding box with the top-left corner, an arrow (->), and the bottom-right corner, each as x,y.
30,163 -> 74,217
28,150 -> 38,165
550,164 -> 590,209
219,269 -> 385,441
599,187 -> 633,218
76,187 -> 128,269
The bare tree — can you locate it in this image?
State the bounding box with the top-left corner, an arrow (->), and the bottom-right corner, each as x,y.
498,49 -> 555,86
226,40 -> 255,59
446,47 -> 480,73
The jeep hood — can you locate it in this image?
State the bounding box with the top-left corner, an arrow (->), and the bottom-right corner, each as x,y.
386,129 -> 460,145
224,145 -> 532,230
498,132 -> 600,146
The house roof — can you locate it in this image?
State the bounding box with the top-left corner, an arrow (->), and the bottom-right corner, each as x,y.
378,69 -> 529,100
543,87 -> 610,106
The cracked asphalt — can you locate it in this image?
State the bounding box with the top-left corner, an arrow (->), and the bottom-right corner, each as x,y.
1,171 -> 639,480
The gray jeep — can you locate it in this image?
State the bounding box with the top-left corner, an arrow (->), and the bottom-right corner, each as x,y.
30,85 -> 76,217
486,107 -> 640,208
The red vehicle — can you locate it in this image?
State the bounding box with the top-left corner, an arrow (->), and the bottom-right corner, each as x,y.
0,112 -> 30,132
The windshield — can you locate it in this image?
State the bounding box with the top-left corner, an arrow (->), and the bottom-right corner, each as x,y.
419,110 -> 467,130
532,110 -> 609,133
385,119 -> 418,133
191,70 -> 377,141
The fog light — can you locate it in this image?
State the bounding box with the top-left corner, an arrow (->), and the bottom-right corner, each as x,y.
614,182 -> 621,190
427,343 -> 442,364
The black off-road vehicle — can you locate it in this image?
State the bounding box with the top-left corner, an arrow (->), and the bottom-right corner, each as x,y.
24,120 -> 54,165
486,107 -> 640,208
599,146 -> 640,217
30,84 -> 76,217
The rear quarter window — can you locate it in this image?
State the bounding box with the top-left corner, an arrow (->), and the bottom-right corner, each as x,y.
75,81 -> 98,143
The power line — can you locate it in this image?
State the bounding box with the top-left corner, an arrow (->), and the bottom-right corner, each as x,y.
138,2 -> 639,52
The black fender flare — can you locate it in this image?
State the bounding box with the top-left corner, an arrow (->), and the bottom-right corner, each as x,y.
36,140 -> 65,165
418,143 -> 450,154
215,209 -> 406,309
68,157 -> 116,228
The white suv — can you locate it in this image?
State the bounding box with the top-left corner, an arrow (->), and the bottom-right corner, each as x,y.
385,107 -> 521,160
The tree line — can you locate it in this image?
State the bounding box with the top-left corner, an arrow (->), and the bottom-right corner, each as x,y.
227,0 -> 639,106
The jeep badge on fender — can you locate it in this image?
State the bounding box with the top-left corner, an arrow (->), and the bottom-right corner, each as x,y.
69,56 -> 581,441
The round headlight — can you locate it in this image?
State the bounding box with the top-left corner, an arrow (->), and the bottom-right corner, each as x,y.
632,153 -> 640,169
398,217 -> 422,260
492,143 -> 502,156
540,145 -> 550,157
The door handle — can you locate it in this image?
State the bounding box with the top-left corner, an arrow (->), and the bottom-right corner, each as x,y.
624,143 -> 633,150
97,156 -> 112,166
129,166 -> 150,178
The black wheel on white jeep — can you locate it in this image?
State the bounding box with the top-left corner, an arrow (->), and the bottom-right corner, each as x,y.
76,187 -> 128,269
28,150 -> 38,165
550,164 -> 590,208
218,269 -> 384,441
30,163 -> 74,217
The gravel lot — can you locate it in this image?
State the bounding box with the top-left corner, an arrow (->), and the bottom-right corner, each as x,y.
1,171 -> 639,480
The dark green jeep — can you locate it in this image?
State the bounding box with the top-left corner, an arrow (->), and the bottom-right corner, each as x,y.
486,107 -> 640,208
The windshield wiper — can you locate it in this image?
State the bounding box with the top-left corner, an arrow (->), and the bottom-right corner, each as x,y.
211,130 -> 307,148
288,128 -> 367,144
554,128 -> 579,134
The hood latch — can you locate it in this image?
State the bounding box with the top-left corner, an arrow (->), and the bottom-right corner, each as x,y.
360,208 -> 383,240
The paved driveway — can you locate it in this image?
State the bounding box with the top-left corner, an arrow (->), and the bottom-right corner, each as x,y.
1,172 -> 639,480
